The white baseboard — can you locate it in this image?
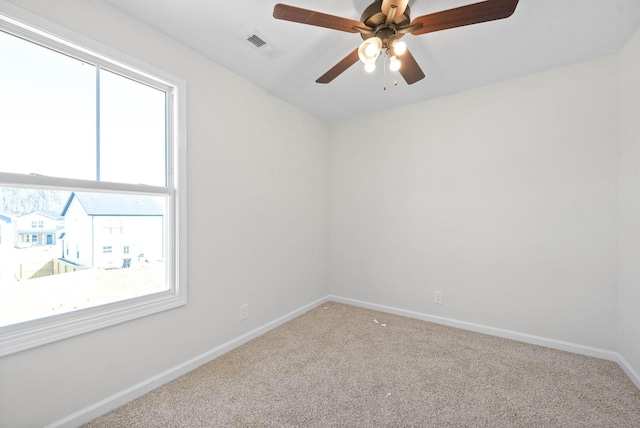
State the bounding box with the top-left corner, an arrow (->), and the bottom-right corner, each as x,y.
329,295 -> 640,390
48,294 -> 640,427
46,296 -> 330,428
617,354 -> 640,390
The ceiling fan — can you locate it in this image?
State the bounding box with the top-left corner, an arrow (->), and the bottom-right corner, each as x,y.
273,0 -> 519,85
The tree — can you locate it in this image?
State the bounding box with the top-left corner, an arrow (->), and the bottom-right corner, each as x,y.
0,187 -> 66,216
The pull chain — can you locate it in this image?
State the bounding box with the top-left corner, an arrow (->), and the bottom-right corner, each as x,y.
381,54 -> 399,90
383,54 -> 387,90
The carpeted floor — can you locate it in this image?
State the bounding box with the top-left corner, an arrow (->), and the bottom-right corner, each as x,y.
84,302 -> 640,427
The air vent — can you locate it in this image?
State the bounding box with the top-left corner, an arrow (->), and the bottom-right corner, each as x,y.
247,34 -> 266,48
243,31 -> 284,59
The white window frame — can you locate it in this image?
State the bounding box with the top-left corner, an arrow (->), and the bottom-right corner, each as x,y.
0,2 -> 187,357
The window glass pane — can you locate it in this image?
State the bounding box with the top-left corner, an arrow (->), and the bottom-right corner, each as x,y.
0,31 -> 96,179
99,69 -> 167,186
0,187 -> 168,327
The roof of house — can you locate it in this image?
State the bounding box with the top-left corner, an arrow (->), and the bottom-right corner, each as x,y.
61,192 -> 164,217
18,210 -> 63,220
0,214 -> 11,223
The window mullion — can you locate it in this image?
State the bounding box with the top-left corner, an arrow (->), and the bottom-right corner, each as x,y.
0,172 -> 172,196
96,66 -> 101,181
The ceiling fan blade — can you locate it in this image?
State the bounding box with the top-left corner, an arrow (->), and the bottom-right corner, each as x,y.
273,4 -> 364,33
410,0 -> 519,35
398,48 -> 425,85
316,48 -> 360,84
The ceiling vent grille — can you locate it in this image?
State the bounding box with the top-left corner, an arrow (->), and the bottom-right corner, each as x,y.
243,31 -> 284,59
247,34 -> 266,48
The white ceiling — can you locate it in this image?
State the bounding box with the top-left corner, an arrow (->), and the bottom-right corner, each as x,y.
101,0 -> 640,123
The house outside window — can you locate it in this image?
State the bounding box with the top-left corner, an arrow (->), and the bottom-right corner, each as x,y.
0,7 -> 187,357
103,220 -> 122,235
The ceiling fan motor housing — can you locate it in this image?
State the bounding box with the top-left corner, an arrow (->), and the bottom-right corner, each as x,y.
360,0 -> 411,47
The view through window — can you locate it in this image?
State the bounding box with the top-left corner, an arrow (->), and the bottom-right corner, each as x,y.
0,188 -> 167,326
0,10 -> 185,354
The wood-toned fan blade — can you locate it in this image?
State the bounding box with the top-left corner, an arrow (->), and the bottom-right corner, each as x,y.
398,48 -> 425,84
316,48 -> 360,84
273,4 -> 363,33
410,0 -> 519,35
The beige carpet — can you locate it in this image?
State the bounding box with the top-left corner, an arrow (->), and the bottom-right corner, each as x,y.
84,302 -> 640,427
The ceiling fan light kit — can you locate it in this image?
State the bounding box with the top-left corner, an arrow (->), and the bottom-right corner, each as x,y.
389,37 -> 407,56
273,0 -> 519,85
389,55 -> 401,72
358,36 -> 382,72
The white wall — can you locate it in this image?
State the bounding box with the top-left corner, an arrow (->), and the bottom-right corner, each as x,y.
0,1 -> 329,427
329,55 -> 619,350
618,27 -> 640,381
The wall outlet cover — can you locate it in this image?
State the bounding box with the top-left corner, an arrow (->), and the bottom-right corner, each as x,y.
434,291 -> 443,305
240,304 -> 249,320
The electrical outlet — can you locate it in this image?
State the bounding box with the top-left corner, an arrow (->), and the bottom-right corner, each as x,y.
240,304 -> 249,320
434,291 -> 443,305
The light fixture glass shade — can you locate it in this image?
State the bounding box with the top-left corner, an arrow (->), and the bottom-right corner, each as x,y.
389,55 -> 401,71
394,40 -> 407,56
365,43 -> 379,58
358,37 -> 382,63
364,62 -> 376,72
388,37 -> 407,56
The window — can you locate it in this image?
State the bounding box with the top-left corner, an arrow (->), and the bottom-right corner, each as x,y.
0,5 -> 186,356
103,220 -> 123,234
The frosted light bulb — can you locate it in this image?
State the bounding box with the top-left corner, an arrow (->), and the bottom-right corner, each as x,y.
394,41 -> 407,56
365,42 -> 379,58
365,62 -> 376,72
389,56 -> 401,72
358,37 -> 382,64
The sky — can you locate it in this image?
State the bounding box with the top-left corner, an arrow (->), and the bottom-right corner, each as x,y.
0,29 -> 167,187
